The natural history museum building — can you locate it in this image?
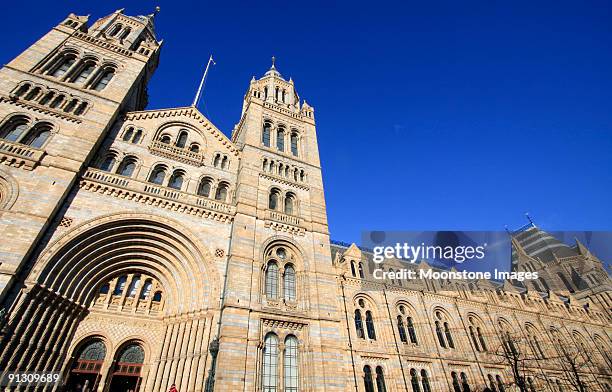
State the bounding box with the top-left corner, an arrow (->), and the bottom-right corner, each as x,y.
0,9 -> 610,392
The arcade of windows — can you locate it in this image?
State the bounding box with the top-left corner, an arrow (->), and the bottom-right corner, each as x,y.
350,260 -> 366,279
451,371 -> 471,392
158,129 -> 203,156
354,298 -> 377,341
264,246 -> 297,304
98,152 -> 232,203
486,373 -> 506,392
434,310 -> 456,349
408,368 -> 432,392
396,305 -> 418,345
11,81 -> 90,116
363,365 -> 387,392
262,157 -> 306,183
93,273 -> 164,315
262,121 -> 300,157
37,49 -> 116,92
268,188 -> 298,216
0,114 -> 52,149
467,316 -> 488,353
105,22 -> 132,41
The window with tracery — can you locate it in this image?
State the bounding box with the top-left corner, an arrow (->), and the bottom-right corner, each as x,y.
263,245 -> 300,306
93,273 -> 164,314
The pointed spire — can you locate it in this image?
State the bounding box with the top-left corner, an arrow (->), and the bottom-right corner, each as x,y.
575,238 -> 592,258
264,56 -> 282,78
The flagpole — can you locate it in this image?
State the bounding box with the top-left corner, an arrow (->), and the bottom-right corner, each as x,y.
192,55 -> 215,108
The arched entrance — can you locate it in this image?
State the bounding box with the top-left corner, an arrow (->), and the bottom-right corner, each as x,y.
106,342 -> 145,392
65,338 -> 106,391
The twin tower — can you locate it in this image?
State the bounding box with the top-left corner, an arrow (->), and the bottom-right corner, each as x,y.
0,8 -> 344,392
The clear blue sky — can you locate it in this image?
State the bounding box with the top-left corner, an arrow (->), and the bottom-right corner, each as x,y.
3,1 -> 611,243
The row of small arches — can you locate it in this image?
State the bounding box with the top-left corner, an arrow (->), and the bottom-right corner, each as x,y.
99,274 -> 162,302
158,130 -> 202,153
0,115 -> 52,149
268,188 -> 298,215
38,49 -> 116,92
98,153 -> 232,202
106,23 -> 132,40
262,158 -> 305,182
12,82 -> 89,116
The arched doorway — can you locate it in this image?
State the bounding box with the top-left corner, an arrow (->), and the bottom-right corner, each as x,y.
65,338 -> 106,391
107,342 -> 145,392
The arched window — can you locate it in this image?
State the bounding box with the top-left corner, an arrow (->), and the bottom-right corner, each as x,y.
451,372 -> 461,392
113,275 -> 127,295
421,370 -> 431,392
354,309 -> 365,339
123,127 -> 134,141
265,262 -> 278,299
410,368 -> 421,392
215,182 -> 228,201
284,335 -> 299,392
397,315 -> 407,343
127,275 -> 141,297
133,130 -> 142,143
284,265 -> 296,301
350,261 -> 356,277
63,99 -> 78,113
363,366 -> 375,392
269,189 -> 280,210
22,124 -> 51,148
358,262 -> 365,279
444,322 -> 455,348
140,280 -> 152,299
375,366 -> 387,392
213,154 -> 221,167
477,327 -> 487,352
221,156 -> 228,169
469,326 -> 480,351
93,69 -> 115,91
407,316 -> 418,344
284,193 -> 295,215
108,24 -> 122,37
148,166 -> 166,185
25,87 -> 41,101
262,333 -> 278,392
14,83 -> 30,98
365,310 -> 376,340
290,132 -> 299,156
435,321 -> 446,348
160,134 -> 171,144
277,128 -> 285,151
176,131 -> 188,148
74,62 -> 96,84
74,102 -> 88,116
0,118 -> 29,142
49,94 -> 65,108
52,55 -> 76,78
198,178 -> 213,197
100,155 -> 116,172
152,291 -> 162,302
168,171 -> 184,190
461,372 -> 471,392
119,27 -> 131,40
262,123 -> 271,147
488,375 -> 497,391
117,344 -> 144,364
496,375 -> 505,392
118,158 -> 136,177
190,143 -> 200,153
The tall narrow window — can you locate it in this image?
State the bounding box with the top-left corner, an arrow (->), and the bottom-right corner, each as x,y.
127,275 -> 141,297
375,366 -> 387,392
410,368 -> 421,392
469,326 -> 480,351
148,166 -> 166,185
477,327 -> 487,352
120,27 -> 131,40
75,63 -> 95,84
24,127 -> 50,148
461,372 -> 471,392
451,372 -> 461,392
100,155 -> 116,172
52,56 -> 75,77
113,276 -> 127,295
133,130 -> 142,143
421,370 -> 431,392
284,336 -> 298,392
358,262 -> 365,279
108,24 -> 122,37
444,322 -> 455,348
351,261 -> 356,277
198,178 -> 212,197
215,183 -> 228,201
140,280 -> 152,299
93,69 -> 115,91
176,131 -> 188,148
168,172 -> 184,190
435,321 -> 446,348
269,189 -> 279,210
0,121 -> 29,142
488,374 -> 497,391
284,194 -> 294,215
407,317 -> 418,344
284,265 -> 296,301
355,310 -> 365,339
262,333 -> 279,392
397,316 -> 407,343
277,128 -> 285,151
262,123 -> 271,147
496,375 -> 505,392
365,311 -> 376,340
123,128 -> 134,141
265,262 -> 278,299
118,158 -> 136,177
363,366 -> 375,392
290,132 -> 298,156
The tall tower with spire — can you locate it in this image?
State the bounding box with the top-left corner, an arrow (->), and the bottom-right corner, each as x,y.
0,8 -> 161,303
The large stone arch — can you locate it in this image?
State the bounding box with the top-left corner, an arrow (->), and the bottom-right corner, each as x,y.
0,167 -> 19,211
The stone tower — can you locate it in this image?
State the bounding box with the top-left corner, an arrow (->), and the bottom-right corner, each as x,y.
0,8 -> 161,303
210,59 -> 348,391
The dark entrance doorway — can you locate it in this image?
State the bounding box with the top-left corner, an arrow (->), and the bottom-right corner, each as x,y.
65,339 -> 106,392
105,343 -> 145,392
